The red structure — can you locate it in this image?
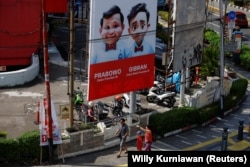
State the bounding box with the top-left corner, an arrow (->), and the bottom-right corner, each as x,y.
0,0 -> 67,71
0,0 -> 42,69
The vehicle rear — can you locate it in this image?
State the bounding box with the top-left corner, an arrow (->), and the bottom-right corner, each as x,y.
235,12 -> 248,28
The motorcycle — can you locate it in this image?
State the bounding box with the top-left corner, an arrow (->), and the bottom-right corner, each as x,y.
146,81 -> 176,108
74,87 -> 85,120
121,93 -> 142,112
110,96 -> 124,117
78,104 -> 88,122
74,87 -> 84,110
93,101 -> 109,120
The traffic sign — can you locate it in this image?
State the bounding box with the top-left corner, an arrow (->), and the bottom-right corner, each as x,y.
228,11 -> 236,20
228,21 -> 235,29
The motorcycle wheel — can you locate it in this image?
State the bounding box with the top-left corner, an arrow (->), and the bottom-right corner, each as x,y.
136,104 -> 142,111
166,97 -> 175,108
121,97 -> 127,107
112,109 -> 122,117
146,96 -> 155,103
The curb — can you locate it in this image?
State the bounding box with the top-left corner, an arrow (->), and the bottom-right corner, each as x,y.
163,92 -> 247,139
212,0 -> 250,13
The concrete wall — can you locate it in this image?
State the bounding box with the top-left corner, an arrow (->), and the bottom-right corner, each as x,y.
185,78 -> 233,109
0,55 -> 39,87
56,112 -> 155,159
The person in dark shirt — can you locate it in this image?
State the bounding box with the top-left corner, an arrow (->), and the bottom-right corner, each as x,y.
115,118 -> 129,158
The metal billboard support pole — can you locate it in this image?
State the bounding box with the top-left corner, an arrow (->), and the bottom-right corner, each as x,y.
128,92 -> 136,126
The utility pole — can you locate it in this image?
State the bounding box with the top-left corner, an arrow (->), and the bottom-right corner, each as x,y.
69,0 -> 75,127
219,0 -> 228,118
41,0 -> 53,162
166,0 -> 173,75
85,1 -> 90,78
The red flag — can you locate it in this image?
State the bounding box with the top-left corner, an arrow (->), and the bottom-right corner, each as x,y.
45,0 -> 67,13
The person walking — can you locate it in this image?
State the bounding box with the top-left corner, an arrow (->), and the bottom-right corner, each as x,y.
136,130 -> 143,151
115,118 -> 129,158
136,124 -> 153,151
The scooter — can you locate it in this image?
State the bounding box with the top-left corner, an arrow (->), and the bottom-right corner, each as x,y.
146,81 -> 165,101
146,81 -> 176,107
121,93 -> 142,111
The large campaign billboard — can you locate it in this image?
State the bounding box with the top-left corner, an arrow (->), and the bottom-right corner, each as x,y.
88,0 -> 157,100
173,0 -> 206,72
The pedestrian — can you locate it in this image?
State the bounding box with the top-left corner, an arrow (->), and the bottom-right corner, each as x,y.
136,130 -> 143,151
115,118 -> 129,158
136,124 -> 153,151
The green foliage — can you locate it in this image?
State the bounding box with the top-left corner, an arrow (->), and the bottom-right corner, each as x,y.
149,78 -> 248,136
66,123 -> 96,133
158,10 -> 168,21
234,0 -> 244,6
156,23 -> 168,44
198,103 -> 220,124
18,130 -> 48,164
204,29 -> 220,47
0,138 -> 20,164
229,78 -> 248,101
200,46 -> 219,77
150,107 -> 199,136
240,44 -> 250,70
0,131 -> 7,138
200,29 -> 220,77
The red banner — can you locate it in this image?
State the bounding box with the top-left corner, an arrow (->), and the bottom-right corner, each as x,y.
88,55 -> 155,101
45,0 -> 67,13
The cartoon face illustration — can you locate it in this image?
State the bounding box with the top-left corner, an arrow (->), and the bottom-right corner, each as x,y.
99,13 -> 124,45
128,12 -> 150,45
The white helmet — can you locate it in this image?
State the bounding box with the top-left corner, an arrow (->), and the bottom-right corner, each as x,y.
88,101 -> 93,107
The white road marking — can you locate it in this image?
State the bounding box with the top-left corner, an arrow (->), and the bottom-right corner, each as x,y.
196,134 -> 207,139
181,140 -> 192,145
176,135 -> 188,140
155,140 -> 179,150
192,129 -> 202,133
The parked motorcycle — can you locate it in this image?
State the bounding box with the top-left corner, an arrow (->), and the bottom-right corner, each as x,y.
73,87 -> 86,121
74,87 -> 84,111
87,102 -> 97,122
78,104 -> 88,122
121,93 -> 142,111
146,81 -> 176,107
93,101 -> 109,120
110,96 -> 124,117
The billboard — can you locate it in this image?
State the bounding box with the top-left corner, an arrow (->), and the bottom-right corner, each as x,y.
173,0 -> 206,72
45,0 -> 67,13
88,0 -> 157,100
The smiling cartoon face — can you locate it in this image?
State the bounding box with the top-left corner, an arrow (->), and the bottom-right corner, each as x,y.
128,12 -> 150,46
100,13 -> 125,45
